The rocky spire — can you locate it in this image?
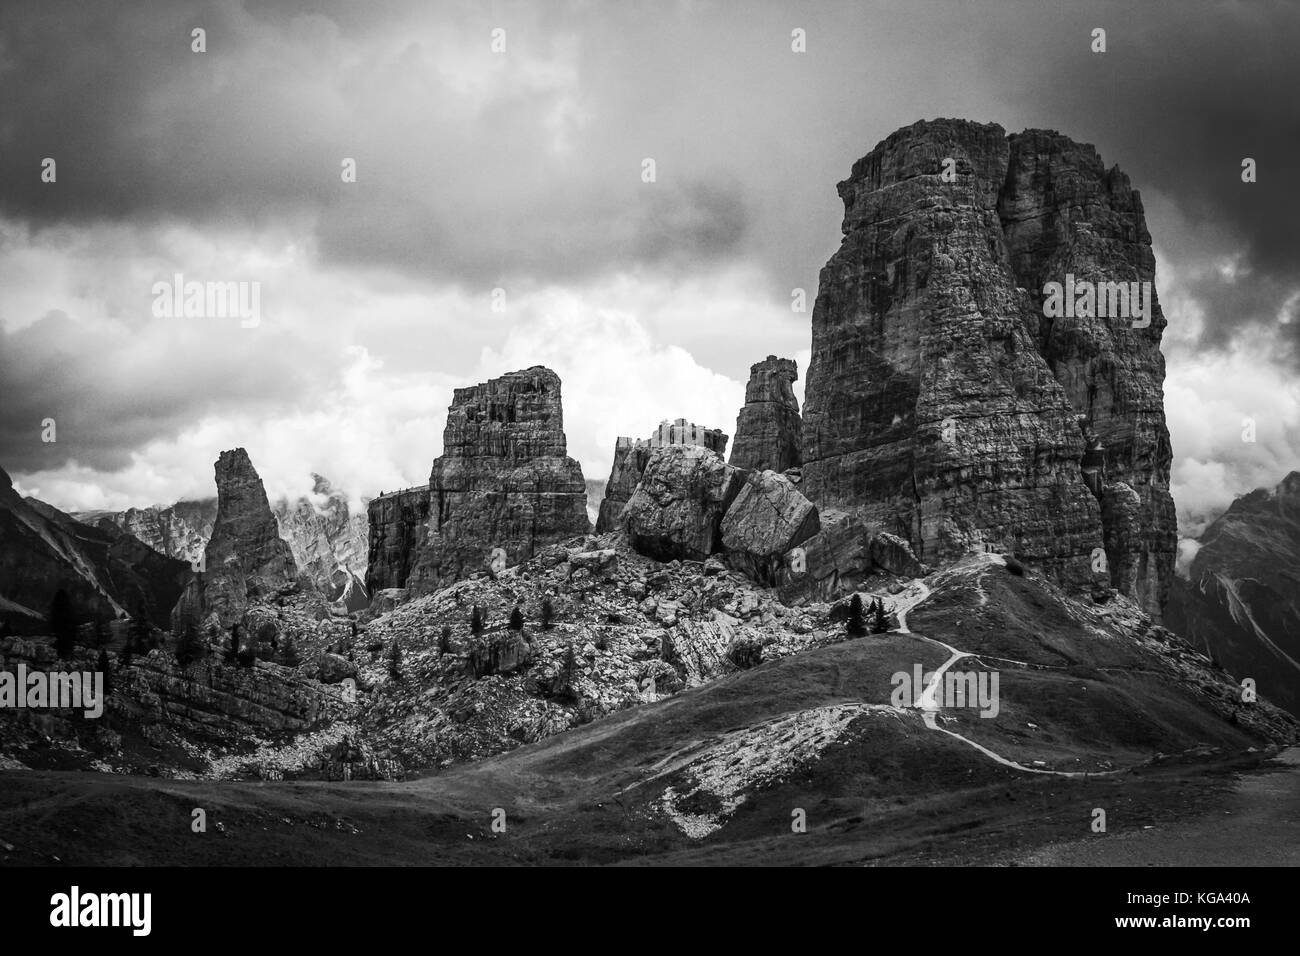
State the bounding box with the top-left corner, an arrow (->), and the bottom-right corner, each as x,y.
729,355 -> 802,473
194,448 -> 302,626
800,118 -> 1175,617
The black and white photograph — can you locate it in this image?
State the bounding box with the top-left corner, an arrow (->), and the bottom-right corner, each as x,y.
0,0 -> 1296,926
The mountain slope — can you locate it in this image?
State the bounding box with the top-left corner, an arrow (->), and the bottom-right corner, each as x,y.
0,465 -> 188,628
1166,472 -> 1300,716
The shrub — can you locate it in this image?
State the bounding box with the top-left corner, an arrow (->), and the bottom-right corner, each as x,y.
541,597 -> 555,630
509,606 -> 524,631
1004,555 -> 1025,576
438,625 -> 452,655
470,605 -> 485,635
387,641 -> 403,679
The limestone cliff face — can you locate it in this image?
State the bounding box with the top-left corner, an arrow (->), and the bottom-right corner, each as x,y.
595,419 -> 728,533
801,119 -> 1175,617
365,485 -> 430,592
999,129 -> 1176,613
729,356 -> 802,473
274,475 -> 369,601
367,367 -> 590,594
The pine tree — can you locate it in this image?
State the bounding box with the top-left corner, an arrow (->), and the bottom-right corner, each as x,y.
128,602 -> 153,658
847,594 -> 866,637
97,649 -> 114,698
387,641 -> 403,679
49,589 -> 78,658
175,620 -> 204,668
509,606 -> 524,631
438,625 -> 452,656
871,598 -> 890,634
541,596 -> 555,630
470,605 -> 484,635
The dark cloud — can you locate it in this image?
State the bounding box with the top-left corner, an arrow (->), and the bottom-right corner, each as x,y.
1,0 -> 1298,512
0,309 -> 327,473
976,0 -> 1300,362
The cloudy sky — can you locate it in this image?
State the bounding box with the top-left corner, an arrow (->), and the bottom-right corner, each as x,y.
1,0 -> 1297,537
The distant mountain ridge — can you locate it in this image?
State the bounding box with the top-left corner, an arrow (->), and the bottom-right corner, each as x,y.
76,473 -> 369,600
1166,471 -> 1300,716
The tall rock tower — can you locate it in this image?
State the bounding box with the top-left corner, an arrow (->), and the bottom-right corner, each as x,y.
800,119 -> 1175,617
173,447 -> 303,629
729,355 -> 802,473
368,366 -> 590,593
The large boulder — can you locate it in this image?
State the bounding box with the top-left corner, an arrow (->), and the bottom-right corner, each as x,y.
595,420 -> 728,533
776,509 -> 872,604
868,532 -> 928,578
720,470 -> 820,583
317,652 -> 358,685
622,445 -> 743,562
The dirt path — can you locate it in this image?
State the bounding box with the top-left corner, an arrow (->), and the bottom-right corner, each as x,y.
887,564 -> 1124,778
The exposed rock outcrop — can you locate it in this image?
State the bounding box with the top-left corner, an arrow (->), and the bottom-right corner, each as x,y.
729,356 -> 802,473
367,367 -> 590,595
800,118 -> 1174,617
174,449 -> 305,630
595,419 -> 728,533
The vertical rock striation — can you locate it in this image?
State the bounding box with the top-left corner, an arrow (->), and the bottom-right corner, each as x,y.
999,129 -> 1176,614
800,119 -> 1175,617
729,356 -> 802,473
367,367 -> 590,594
595,419 -> 729,533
